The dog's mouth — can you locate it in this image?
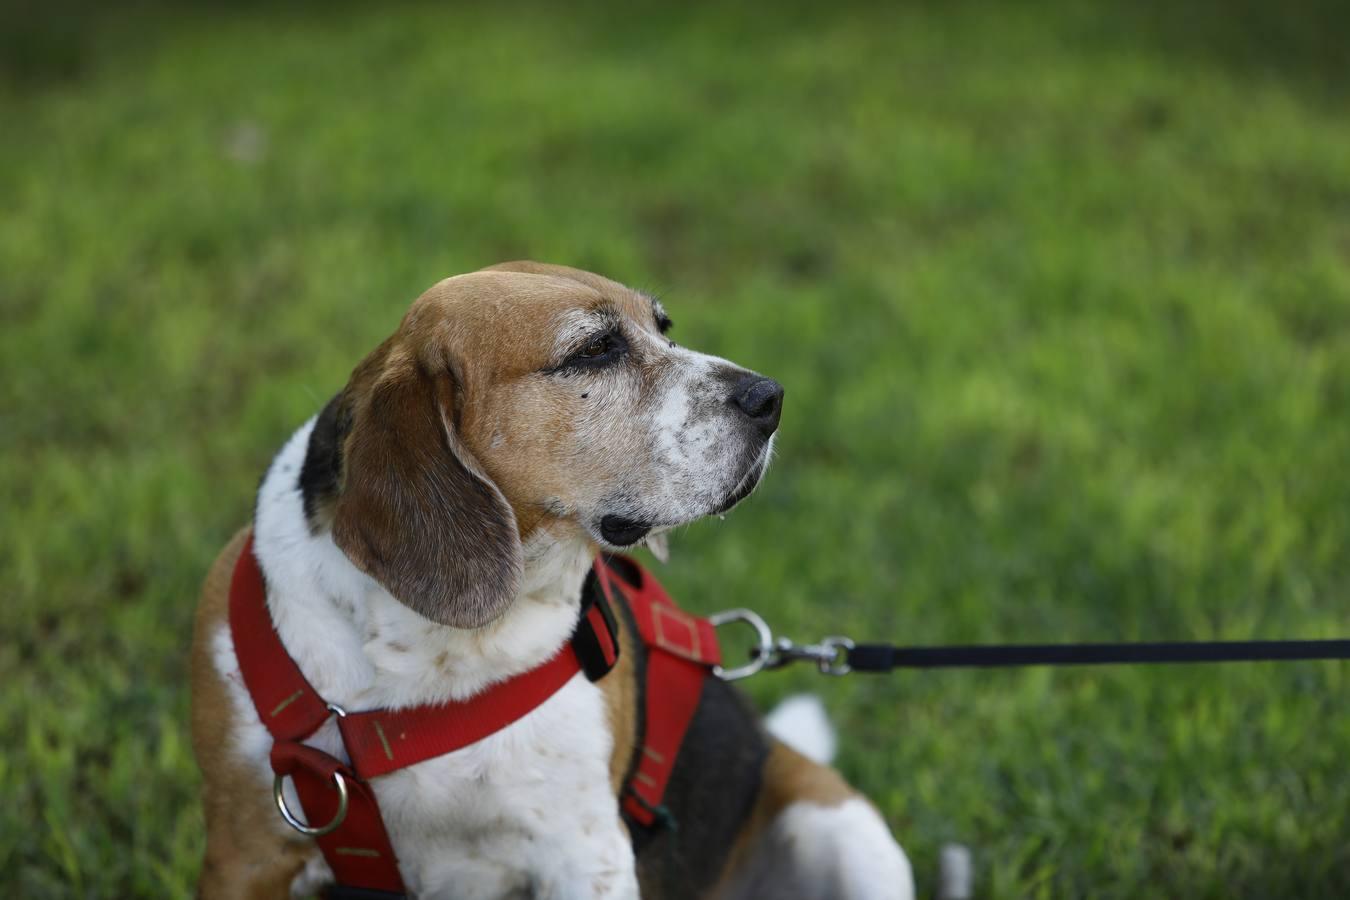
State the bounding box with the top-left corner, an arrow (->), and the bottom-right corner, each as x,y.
712,443 -> 772,515
596,446 -> 773,548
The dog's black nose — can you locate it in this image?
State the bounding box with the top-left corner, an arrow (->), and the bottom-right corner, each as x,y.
731,376 -> 784,436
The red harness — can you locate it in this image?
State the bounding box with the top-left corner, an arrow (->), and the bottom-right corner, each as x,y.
229,533 -> 721,896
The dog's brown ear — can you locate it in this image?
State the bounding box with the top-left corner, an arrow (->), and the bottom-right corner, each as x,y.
331,351 -> 522,628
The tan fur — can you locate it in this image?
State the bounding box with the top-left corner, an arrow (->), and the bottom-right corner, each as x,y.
594,589 -> 641,796
417,265 -> 671,537
339,264 -> 667,545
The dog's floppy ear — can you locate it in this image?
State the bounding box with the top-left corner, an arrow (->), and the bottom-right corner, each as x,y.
331,348 -> 523,628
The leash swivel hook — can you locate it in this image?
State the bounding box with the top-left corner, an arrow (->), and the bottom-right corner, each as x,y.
709,608 -> 855,680
768,634 -> 856,676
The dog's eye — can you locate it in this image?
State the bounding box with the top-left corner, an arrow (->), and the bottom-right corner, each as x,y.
552,330 -> 627,373
579,336 -> 612,359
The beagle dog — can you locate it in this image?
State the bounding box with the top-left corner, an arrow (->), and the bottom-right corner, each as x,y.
190,262 -> 914,899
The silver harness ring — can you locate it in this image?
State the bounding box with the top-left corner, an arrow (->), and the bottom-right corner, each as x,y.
272,770 -> 350,837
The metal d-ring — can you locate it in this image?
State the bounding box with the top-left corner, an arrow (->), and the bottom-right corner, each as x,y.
273,770 -> 349,837
709,608 -> 775,681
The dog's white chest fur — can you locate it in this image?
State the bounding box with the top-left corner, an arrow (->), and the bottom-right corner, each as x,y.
211,419 -> 638,899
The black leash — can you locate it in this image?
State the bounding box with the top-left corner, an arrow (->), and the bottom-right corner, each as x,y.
844,638 -> 1350,672
706,609 -> 1350,679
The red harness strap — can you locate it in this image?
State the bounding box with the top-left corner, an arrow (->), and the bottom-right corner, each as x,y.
593,557 -> 722,827
229,534 -> 620,895
229,535 -> 406,893
230,534 -> 712,896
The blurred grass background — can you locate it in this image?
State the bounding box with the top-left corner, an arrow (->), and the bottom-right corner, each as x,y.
3,1 -> 1349,897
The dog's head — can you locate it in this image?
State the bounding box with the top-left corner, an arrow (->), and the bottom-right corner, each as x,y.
300,262 -> 783,629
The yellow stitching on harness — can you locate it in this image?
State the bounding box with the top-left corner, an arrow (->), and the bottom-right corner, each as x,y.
652,604 -> 700,659
373,720 -> 394,760
270,689 -> 305,718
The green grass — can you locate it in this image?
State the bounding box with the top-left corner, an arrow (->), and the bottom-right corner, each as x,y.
3,1 -> 1349,896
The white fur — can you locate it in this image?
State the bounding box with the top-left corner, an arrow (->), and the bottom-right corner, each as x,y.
718,799 -> 915,900
765,694 -> 837,765
571,325 -> 775,549
214,419 -> 638,899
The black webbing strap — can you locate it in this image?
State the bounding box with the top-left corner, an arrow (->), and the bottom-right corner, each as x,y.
321,886 -> 405,900
572,571 -> 621,682
847,639 -> 1350,671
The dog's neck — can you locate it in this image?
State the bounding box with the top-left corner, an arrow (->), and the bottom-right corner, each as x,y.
252,416 -> 596,710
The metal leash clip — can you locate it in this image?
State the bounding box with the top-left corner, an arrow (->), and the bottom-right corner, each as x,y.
765,634 -> 855,676
709,608 -> 854,680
